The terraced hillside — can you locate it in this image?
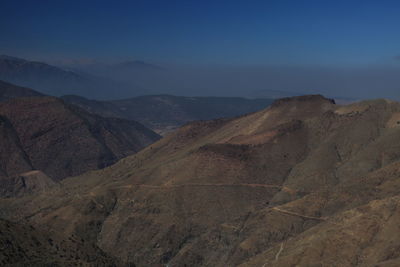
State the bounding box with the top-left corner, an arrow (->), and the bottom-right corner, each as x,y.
2,95 -> 400,266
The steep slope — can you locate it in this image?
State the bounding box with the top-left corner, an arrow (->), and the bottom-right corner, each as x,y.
61,95 -> 120,118
2,95 -> 400,266
0,79 -> 44,102
0,170 -> 56,198
0,219 -> 122,266
240,195 -> 400,266
0,96 -> 160,182
62,94 -> 274,135
0,115 -> 32,177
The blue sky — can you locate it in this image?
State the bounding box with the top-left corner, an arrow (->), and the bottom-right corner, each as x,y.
1,0 -> 400,65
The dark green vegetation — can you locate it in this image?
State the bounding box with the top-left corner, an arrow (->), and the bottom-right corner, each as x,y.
62,94 -> 274,135
2,95 -> 400,266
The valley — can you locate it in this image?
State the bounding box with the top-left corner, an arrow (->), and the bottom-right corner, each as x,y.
3,2 -> 400,266
2,95 -> 400,266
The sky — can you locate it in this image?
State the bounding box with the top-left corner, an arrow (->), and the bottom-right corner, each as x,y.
1,0 -> 400,65
1,0 -> 400,99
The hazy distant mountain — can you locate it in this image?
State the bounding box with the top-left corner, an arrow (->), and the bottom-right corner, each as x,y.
5,95 -> 400,266
57,59 -> 165,96
62,94 -> 274,135
0,55 -> 138,99
0,55 -> 90,94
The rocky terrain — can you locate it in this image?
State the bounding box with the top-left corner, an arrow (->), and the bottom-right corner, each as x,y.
0,218 -> 122,266
0,95 -> 160,189
62,94 -> 274,135
0,170 -> 56,198
2,95 -> 400,266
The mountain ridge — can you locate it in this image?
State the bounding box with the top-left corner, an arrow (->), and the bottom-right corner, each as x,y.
2,95 -> 400,266
0,80 -> 161,198
0,55 -> 137,99
0,95 -> 160,182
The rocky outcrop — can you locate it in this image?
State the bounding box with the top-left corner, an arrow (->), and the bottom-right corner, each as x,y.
0,170 -> 56,198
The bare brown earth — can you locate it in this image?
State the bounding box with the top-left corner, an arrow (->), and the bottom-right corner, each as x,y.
0,170 -> 56,198
2,95 -> 400,266
0,95 -> 160,185
0,218 -> 123,266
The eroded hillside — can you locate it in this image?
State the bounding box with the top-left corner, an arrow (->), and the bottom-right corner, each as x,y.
2,95 -> 400,266
0,95 -> 160,193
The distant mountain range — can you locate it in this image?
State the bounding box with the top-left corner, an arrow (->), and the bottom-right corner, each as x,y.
0,55 -> 140,99
0,55 -> 276,134
61,94 -> 274,135
0,61 -> 275,135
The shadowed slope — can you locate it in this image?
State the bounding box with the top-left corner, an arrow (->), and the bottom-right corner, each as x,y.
0,218 -> 122,266
0,96 -> 160,183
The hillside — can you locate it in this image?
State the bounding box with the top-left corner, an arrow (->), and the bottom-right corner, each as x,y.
0,218 -> 122,266
62,94 -> 274,135
0,96 -> 160,185
0,79 -> 44,101
2,95 -> 400,266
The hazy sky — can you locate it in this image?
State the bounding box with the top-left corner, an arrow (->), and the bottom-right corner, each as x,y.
1,0 -> 400,100
1,0 -> 400,65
